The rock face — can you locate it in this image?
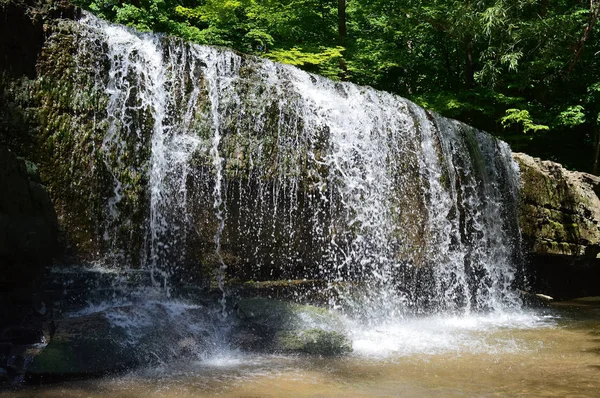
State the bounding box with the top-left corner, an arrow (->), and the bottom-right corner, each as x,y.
0,0 -> 525,317
514,153 -> 600,299
4,0 -> 597,307
0,145 -> 59,384
0,1 -> 73,300
0,145 -> 59,324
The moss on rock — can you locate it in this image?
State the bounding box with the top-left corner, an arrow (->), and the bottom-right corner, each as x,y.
274,329 -> 352,355
514,153 -> 600,257
233,298 -> 352,355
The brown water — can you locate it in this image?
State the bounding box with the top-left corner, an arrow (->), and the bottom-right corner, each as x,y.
3,302 -> 600,397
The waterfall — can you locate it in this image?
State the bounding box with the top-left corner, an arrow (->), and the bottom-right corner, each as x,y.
71,13 -> 523,316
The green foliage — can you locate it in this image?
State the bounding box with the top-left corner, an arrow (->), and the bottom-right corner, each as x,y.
267,46 -> 345,79
557,105 -> 586,127
501,109 -> 549,134
73,0 -> 600,172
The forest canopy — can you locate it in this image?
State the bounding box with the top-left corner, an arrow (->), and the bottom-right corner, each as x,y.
75,0 -> 600,173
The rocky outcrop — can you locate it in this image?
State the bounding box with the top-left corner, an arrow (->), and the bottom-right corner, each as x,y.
515,152 -> 600,256
514,153 -> 600,299
0,145 -> 59,320
0,0 -> 78,80
0,145 -> 59,384
0,0 -> 100,264
0,0 -> 80,154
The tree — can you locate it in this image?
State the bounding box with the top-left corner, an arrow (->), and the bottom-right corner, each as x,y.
74,0 -> 600,172
569,0 -> 600,73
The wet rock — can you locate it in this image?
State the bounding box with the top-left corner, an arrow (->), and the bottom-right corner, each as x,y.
232,298 -> 352,356
0,145 -> 59,269
236,298 -> 345,330
6,344 -> 45,380
275,329 -> 352,355
26,299 -> 221,380
127,303 -> 216,363
518,290 -> 552,308
535,294 -> 554,302
26,312 -> 136,379
0,327 -> 44,346
234,280 -> 332,305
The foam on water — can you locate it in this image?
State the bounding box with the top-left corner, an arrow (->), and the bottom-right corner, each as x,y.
347,311 -> 556,358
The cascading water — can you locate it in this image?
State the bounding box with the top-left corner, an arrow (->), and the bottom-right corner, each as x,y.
97,21 -> 208,288
44,12 -> 530,364
74,12 -> 524,315
201,48 -> 242,315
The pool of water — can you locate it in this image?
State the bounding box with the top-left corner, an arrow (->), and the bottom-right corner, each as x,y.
3,301 -> 600,397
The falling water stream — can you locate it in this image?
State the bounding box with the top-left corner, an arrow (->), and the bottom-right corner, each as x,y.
6,12 -> 600,397
71,12 -> 525,317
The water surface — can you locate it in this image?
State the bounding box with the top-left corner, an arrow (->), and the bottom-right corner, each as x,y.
5,302 -> 600,397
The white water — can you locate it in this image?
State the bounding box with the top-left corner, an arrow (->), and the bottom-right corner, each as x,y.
55,13 -> 532,362
348,311 -> 554,358
200,47 -> 242,315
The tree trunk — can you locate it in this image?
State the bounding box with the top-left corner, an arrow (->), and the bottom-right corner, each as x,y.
465,38 -> 474,89
337,0 -> 348,80
338,0 -> 347,41
594,116 -> 600,175
569,0 -> 600,73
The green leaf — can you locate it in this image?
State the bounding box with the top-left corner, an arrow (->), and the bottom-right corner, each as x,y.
557,105 -> 586,127
501,109 -> 549,134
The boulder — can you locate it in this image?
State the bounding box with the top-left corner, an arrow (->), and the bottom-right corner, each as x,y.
27,300 -> 218,379
232,298 -> 352,355
515,153 -> 600,299
274,329 -> 352,355
26,312 -> 136,379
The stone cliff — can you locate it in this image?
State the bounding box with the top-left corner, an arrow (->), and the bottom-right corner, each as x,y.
1,0 -> 599,306
0,145 -> 58,333
515,152 -> 600,299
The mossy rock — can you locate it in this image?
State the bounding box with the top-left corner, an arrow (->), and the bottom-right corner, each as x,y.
514,153 -> 600,256
233,298 -> 352,356
27,336 -> 135,378
27,312 -> 137,378
274,329 -> 352,355
236,298 -> 344,331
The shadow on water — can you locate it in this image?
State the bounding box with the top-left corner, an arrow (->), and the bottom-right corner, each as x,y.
550,298 -> 600,375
